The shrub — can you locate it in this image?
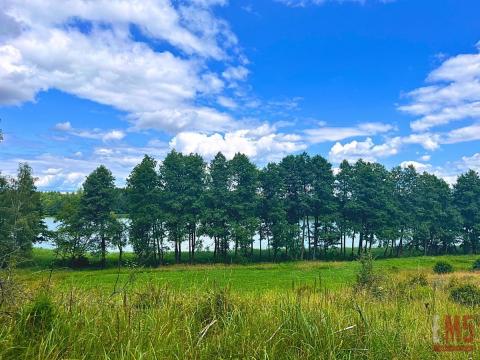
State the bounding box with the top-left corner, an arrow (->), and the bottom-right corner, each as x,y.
19,293 -> 56,336
450,284 -> 480,306
355,252 -> 383,295
408,273 -> 429,287
472,259 -> 480,271
433,261 -> 454,274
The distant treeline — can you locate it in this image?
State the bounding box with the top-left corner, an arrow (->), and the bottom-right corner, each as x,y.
2,150 -> 480,267
41,188 -> 128,217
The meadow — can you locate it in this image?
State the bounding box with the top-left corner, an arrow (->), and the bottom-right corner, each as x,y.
2,250 -> 480,359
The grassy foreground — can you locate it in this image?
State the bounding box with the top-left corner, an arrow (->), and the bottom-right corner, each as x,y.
2,252 -> 480,359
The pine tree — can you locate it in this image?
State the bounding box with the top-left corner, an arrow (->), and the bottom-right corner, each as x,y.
183,154 -> 206,262
54,192 -> 92,267
0,164 -> 45,265
336,160 -> 355,256
126,155 -> 163,264
228,153 -> 259,257
413,172 -> 460,255
454,170 -> 480,253
80,165 -> 116,268
309,155 -> 337,258
160,150 -> 188,263
279,153 -> 310,258
203,153 -> 231,260
389,165 -> 418,256
259,162 -> 290,260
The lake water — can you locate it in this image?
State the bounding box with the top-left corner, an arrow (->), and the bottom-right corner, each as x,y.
38,218 -> 359,252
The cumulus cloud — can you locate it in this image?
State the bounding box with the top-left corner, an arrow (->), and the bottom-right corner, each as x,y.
399,42 -> 480,132
458,152 -> 480,172
1,139 -> 170,190
304,122 -> 394,143
327,131 -> 444,163
328,137 -> 400,163
54,122 -> 126,142
401,133 -> 440,151
400,160 -> 431,172
170,125 -> 306,162
0,0 -> 243,133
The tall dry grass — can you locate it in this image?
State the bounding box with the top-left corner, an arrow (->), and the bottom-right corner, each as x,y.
1,267 -> 479,359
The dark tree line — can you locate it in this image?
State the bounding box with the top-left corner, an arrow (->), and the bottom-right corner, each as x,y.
2,150 -> 480,266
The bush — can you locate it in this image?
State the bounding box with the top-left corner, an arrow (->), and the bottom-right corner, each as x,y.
355,252 -> 383,295
408,273 -> 429,287
472,259 -> 480,271
450,284 -> 480,306
433,261 -> 454,274
19,293 -> 56,336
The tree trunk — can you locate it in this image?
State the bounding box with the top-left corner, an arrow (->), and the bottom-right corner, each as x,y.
259,231 -> 262,261
397,228 -> 404,257
118,246 -> 123,266
213,236 -> 217,260
191,225 -> 196,263
306,216 -> 311,259
301,219 -> 305,260
351,231 -> 355,257
358,232 -> 363,255
101,233 -> 106,269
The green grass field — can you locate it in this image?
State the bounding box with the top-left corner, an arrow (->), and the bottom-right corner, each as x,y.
17,249 -> 479,293
3,250 -> 480,359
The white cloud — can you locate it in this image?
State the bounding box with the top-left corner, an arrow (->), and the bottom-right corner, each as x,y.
132,106 -> 234,133
458,153 -> 480,172
54,122 -> 125,142
222,65 -> 249,81
170,126 -> 306,162
276,0 -> 390,7
401,133 -> 440,151
399,42 -> 480,131
444,122 -> 480,144
54,121 -> 72,131
420,154 -> 431,161
217,96 -> 238,109
328,137 -> 399,163
1,138 -> 169,190
400,160 -> 431,172
327,131 -> 443,164
0,0 -> 244,133
3,0 -> 234,59
102,130 -> 125,142
304,122 -> 394,143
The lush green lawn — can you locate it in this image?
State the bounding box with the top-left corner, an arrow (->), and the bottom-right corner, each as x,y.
18,249 -> 480,293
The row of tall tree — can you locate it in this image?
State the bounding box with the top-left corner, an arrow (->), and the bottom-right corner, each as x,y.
2,149 -> 480,267
47,151 -> 480,266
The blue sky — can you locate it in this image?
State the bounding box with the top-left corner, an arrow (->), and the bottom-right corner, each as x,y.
0,0 -> 479,190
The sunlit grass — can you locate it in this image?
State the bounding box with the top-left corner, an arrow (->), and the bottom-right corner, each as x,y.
3,252 -> 480,359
